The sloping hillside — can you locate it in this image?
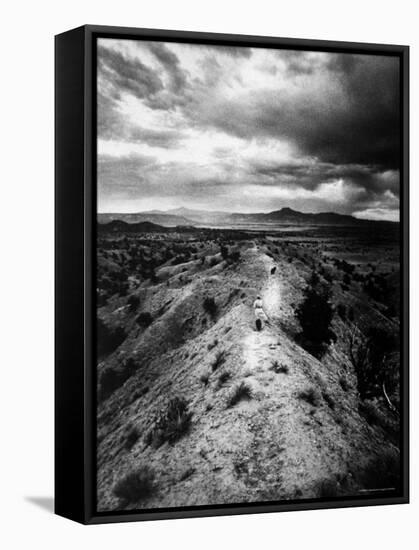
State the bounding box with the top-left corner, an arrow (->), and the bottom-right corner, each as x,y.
96,239 -> 400,511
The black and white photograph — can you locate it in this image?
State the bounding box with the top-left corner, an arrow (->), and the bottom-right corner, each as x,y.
95,37 -> 403,512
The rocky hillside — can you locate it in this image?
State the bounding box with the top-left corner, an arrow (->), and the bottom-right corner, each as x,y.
96,238 -> 400,511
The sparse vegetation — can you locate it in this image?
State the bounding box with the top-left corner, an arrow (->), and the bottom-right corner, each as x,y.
322,390 -> 335,410
207,339 -> 218,351
339,376 -> 349,392
99,357 -> 137,401
220,245 -> 229,259
296,271 -> 335,357
298,386 -> 321,407
136,311 -> 153,328
270,360 -> 289,374
217,370 -> 231,388
337,303 -> 346,319
229,250 -> 241,263
146,396 -> 192,448
199,370 -> 210,386
124,425 -> 140,450
227,381 -> 253,407
211,350 -> 226,371
347,325 -> 399,400
113,466 -> 155,503
127,294 -> 140,312
203,296 -> 217,318
97,318 -> 126,358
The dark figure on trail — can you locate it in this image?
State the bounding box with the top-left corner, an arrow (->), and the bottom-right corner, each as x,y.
253,295 -> 268,331
271,266 -> 277,275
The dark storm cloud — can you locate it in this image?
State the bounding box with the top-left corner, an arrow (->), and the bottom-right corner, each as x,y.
98,44 -> 163,100
250,160 -> 399,197
186,54 -> 400,171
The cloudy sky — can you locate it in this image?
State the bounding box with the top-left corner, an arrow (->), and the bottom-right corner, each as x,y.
97,38 -> 400,221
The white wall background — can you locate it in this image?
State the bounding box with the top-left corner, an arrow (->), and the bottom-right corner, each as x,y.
1,1 -> 416,548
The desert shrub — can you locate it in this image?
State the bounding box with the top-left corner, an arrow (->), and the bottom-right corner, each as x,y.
323,271 -> 333,284
179,466 -> 196,481
339,376 -> 349,392
136,311 -> 153,328
199,370 -> 210,386
220,245 -> 229,260
363,273 -> 390,304
217,370 -> 231,387
229,250 -> 241,263
227,381 -> 253,407
203,297 -> 217,318
146,396 -> 192,448
347,325 -> 399,399
343,273 -> 352,286
296,272 -> 335,357
212,350 -> 226,371
358,400 -> 399,442
270,360 -> 289,374
322,390 -> 335,410
337,303 -> 346,320
99,357 -> 138,401
97,318 -> 127,358
127,294 -> 140,312
124,426 -> 140,451
207,339 -> 218,351
209,257 -> 218,267
359,400 -> 382,426
359,450 -> 400,490
113,466 -> 155,503
298,386 -> 321,407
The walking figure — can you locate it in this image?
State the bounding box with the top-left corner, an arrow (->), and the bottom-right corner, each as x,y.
253,295 -> 268,331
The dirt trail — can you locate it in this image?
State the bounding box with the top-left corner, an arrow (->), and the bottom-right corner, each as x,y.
242,249 -> 283,373
239,248 -> 351,499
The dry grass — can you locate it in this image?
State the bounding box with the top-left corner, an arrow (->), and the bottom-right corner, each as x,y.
227,381 -> 253,408
270,360 -> 289,374
146,396 -> 192,447
298,386 -> 321,407
113,466 -> 155,503
212,350 -> 226,371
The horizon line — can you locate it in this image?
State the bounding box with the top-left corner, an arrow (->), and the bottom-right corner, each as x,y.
96,206 -> 399,223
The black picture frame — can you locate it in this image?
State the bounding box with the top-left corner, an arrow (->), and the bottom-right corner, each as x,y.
55,24 -> 409,525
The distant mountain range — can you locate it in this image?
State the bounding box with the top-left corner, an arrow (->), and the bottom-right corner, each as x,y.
98,211 -> 195,227
98,220 -> 171,234
98,207 -> 397,228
